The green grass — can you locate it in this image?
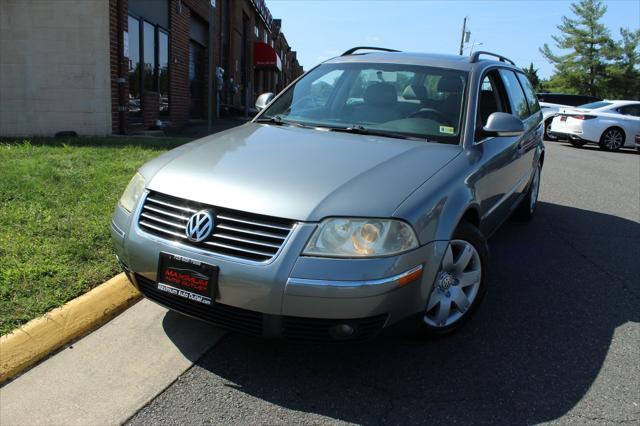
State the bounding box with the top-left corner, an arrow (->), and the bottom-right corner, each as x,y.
0,136 -> 192,335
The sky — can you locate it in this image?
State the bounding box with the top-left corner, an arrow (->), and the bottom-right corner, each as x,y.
265,0 -> 640,79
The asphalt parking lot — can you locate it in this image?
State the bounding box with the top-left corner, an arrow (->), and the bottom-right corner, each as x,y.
125,141 -> 639,425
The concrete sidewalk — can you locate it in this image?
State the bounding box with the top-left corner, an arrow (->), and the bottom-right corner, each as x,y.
0,300 -> 224,426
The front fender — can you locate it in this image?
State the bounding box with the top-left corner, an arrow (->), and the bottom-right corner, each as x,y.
393,154 -> 478,245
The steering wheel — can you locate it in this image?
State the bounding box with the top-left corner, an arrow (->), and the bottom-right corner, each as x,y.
409,108 -> 453,125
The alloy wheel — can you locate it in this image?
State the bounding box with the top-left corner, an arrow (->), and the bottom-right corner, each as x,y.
603,129 -> 623,150
424,240 -> 482,328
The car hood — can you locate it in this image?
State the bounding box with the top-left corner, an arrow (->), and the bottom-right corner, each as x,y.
147,123 -> 462,221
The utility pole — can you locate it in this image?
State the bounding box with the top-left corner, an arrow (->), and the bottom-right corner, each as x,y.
459,16 -> 467,55
207,1 -> 216,133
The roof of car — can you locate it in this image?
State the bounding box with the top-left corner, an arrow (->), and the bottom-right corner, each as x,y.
603,100 -> 640,104
324,51 -> 512,72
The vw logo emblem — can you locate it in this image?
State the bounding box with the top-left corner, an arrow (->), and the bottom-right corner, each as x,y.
185,210 -> 214,243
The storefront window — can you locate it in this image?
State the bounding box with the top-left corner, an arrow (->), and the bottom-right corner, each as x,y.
159,31 -> 169,116
128,16 -> 142,120
143,21 -> 156,91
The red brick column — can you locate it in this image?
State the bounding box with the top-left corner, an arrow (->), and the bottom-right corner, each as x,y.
169,0 -> 191,129
142,91 -> 160,128
110,0 -> 129,134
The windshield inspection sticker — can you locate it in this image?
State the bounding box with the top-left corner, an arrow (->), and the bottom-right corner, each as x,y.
439,126 -> 455,134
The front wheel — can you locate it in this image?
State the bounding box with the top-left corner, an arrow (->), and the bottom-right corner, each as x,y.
420,222 -> 489,336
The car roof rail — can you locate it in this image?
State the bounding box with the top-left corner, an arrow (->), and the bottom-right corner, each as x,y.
341,46 -> 401,56
470,51 -> 515,66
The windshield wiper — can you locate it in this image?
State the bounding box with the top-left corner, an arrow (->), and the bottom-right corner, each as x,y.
255,115 -> 310,129
327,125 -> 426,141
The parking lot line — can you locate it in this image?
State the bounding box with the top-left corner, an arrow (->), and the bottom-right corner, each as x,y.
0,300 -> 224,426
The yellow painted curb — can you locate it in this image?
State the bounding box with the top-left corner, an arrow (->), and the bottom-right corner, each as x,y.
0,273 -> 141,383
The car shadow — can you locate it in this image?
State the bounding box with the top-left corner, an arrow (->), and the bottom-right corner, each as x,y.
162,201 -> 639,424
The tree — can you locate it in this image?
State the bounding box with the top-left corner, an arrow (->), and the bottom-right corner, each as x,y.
540,0 -> 613,97
522,63 -> 541,91
604,28 -> 640,99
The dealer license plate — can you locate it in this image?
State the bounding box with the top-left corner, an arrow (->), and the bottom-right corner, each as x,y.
156,252 -> 218,306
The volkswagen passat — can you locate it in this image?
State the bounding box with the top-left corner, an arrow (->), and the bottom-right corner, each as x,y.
112,48 -> 544,341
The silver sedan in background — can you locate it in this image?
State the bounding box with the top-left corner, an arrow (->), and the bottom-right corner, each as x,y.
112,48 -> 544,341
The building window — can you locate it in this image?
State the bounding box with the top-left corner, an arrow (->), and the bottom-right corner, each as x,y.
159,30 -> 169,116
254,25 -> 259,38
143,21 -> 156,91
127,13 -> 170,121
263,32 -> 268,43
128,15 -> 142,120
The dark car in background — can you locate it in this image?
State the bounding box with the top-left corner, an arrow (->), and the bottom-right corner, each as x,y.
537,93 -> 601,107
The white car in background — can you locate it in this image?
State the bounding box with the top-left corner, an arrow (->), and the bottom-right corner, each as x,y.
540,101 -> 569,140
550,100 -> 640,151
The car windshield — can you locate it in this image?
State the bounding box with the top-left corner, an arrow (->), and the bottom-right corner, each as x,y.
258,63 -> 468,144
578,101 -> 612,110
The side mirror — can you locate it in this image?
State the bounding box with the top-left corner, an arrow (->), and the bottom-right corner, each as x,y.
482,112 -> 525,137
255,92 -> 275,112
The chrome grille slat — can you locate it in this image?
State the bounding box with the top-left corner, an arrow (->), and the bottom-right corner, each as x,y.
216,214 -> 292,231
138,192 -> 295,262
139,221 -> 187,239
144,205 -> 190,221
216,224 -> 287,240
203,241 -> 274,257
212,233 -> 281,249
146,197 -> 197,213
141,212 -> 187,229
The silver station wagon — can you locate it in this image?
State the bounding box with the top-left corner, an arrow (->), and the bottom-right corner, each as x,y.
112,48 -> 544,341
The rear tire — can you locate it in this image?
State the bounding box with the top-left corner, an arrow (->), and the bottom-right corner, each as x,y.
513,163 -> 541,222
544,118 -> 557,141
419,221 -> 489,336
599,127 -> 625,151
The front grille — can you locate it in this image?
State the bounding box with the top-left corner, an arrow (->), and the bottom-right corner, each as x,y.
135,274 -> 264,336
138,191 -> 295,262
283,314 -> 388,342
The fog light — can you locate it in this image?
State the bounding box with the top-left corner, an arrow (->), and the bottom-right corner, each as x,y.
330,323 -> 356,339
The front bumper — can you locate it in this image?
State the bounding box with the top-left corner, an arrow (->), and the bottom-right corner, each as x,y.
112,202 -> 447,340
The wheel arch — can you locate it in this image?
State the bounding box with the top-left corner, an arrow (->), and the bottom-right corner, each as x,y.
600,126 -> 626,143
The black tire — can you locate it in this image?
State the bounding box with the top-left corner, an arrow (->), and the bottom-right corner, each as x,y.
544,118 -> 557,141
418,221 -> 489,336
569,139 -> 587,148
513,163 -> 541,222
599,127 -> 625,151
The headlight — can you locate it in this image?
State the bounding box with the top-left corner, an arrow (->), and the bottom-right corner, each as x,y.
118,172 -> 146,213
303,218 -> 419,258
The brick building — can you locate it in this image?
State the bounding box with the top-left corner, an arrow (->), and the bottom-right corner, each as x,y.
0,0 -> 303,136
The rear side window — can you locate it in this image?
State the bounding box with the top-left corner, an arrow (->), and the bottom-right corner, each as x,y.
618,104 -> 640,117
499,69 -> 530,120
579,101 -> 612,110
515,73 -> 540,114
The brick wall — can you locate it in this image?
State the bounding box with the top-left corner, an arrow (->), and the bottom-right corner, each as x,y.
1,0 -> 111,136
168,0 -> 191,128
107,0 -> 303,133
142,91 -> 160,128
109,0 -> 128,134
